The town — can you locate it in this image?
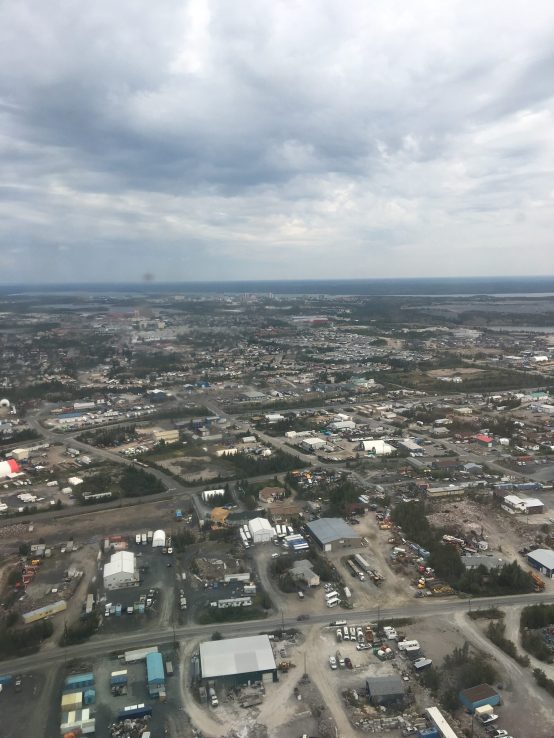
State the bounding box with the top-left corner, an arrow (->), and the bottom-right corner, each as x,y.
0,288 -> 553,738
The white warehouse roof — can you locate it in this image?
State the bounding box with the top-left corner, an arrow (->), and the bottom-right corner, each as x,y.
248,517 -> 273,534
104,551 -> 135,578
200,635 -> 276,679
528,549 -> 554,570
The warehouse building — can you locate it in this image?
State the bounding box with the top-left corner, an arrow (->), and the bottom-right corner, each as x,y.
146,651 -> 165,697
459,683 -> 500,712
248,517 -> 275,543
103,551 -> 139,590
527,549 -> 554,578
358,439 -> 394,455
306,518 -> 362,551
199,635 -> 277,687
366,675 -> 406,707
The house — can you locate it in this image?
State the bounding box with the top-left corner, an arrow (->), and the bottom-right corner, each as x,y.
291,559 -> 320,587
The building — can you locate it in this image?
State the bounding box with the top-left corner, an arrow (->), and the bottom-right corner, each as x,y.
152,529 -> 166,547
527,549 -> 554,578
306,518 -> 362,551
248,517 -> 275,543
199,634 -> 277,687
300,437 -> 326,452
202,488 -> 225,503
461,554 -> 504,571
22,599 -> 66,624
358,439 -> 394,455
146,651 -> 165,697
327,420 -> 356,431
502,494 -> 544,515
103,551 -> 139,590
291,559 -> 320,587
397,439 -> 424,455
151,428 -> 179,444
459,683 -> 500,713
474,434 -> 493,448
366,675 -> 406,707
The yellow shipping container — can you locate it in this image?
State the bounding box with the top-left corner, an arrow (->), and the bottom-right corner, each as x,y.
61,692 -> 82,711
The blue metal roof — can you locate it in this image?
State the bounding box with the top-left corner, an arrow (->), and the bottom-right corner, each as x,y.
146,652 -> 164,684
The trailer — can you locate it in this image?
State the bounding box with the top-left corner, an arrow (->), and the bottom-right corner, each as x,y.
347,559 -> 365,581
353,553 -> 372,573
117,703 -> 153,720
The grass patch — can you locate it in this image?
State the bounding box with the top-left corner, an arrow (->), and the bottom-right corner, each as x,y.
468,607 -> 505,620
196,607 -> 268,625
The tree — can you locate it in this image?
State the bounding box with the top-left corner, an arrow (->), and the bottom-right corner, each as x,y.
429,545 -> 465,584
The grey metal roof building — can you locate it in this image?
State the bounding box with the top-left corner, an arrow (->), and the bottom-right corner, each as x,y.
199,635 -> 277,686
528,548 -> 554,578
366,675 -> 406,706
307,518 -> 362,551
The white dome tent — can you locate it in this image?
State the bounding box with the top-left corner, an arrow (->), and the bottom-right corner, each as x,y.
152,529 -> 166,548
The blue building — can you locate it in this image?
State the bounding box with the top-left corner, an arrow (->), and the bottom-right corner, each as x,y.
459,683 -> 500,712
146,652 -> 165,697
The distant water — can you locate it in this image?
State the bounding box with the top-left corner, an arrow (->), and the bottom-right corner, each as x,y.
2,276 -> 554,297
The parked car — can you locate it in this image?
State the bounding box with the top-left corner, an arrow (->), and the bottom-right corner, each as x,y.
356,643 -> 370,651
479,714 -> 499,725
328,655 -> 337,670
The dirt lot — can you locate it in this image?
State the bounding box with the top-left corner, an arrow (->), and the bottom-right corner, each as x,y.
178,632 -> 328,738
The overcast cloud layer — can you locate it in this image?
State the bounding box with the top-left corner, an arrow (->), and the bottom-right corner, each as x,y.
1,0 -> 554,283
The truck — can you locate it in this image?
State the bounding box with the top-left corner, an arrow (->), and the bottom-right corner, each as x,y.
180,597 -> 187,610
208,685 -> 218,707
135,534 -> 141,545
141,533 -> 147,545
335,650 -> 345,668
147,530 -> 153,542
529,571 -> 545,591
175,509 -> 183,521
347,558 -> 365,581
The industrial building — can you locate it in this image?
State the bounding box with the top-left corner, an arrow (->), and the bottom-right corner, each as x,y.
199,634 -> 277,687
527,549 -> 554,578
146,651 -> 165,697
300,437 -> 326,452
358,439 -> 394,455
248,517 -> 275,543
366,675 -> 406,707
502,494 -> 544,515
306,518 -> 362,551
103,551 -> 139,590
459,683 -> 500,712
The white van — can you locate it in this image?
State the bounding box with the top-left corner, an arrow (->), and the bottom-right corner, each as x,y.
326,597 -> 339,608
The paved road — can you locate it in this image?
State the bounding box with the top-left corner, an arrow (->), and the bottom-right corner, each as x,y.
2,591 -> 553,673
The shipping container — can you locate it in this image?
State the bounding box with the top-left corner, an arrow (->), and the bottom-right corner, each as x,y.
110,670 -> 128,686
117,704 -> 153,720
64,672 -> 94,690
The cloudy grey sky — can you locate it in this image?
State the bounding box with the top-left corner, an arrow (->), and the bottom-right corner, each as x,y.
1,0 -> 554,283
